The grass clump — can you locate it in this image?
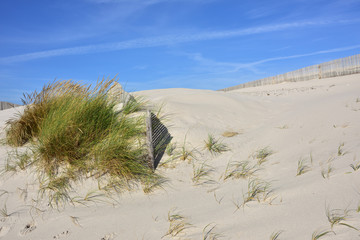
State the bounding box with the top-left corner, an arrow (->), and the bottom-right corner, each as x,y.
4,77 -> 161,207
204,134 -> 229,155
192,161 -> 216,186
326,206 -> 358,231
242,178 -> 273,207
164,208 -> 192,238
254,147 -> 273,165
350,161 -> 360,171
337,142 -> 345,156
296,158 -> 310,176
223,160 -> 258,180
203,223 -> 223,240
311,229 -> 335,240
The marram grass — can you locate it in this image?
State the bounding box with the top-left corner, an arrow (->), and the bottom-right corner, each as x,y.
4,77 -> 163,207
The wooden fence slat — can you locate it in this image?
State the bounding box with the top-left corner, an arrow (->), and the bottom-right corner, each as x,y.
219,53 -> 360,91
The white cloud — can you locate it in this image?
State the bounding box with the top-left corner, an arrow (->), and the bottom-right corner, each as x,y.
0,19 -> 357,64
183,45 -> 360,75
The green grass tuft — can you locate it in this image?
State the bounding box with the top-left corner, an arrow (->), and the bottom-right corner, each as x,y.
223,160 -> 258,180
311,229 -> 335,240
296,158 -> 310,176
4,77 -> 161,207
164,208 -> 192,238
204,134 -> 229,155
254,147 -> 273,165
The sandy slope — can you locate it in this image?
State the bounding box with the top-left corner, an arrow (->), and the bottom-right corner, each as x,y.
0,74 -> 360,239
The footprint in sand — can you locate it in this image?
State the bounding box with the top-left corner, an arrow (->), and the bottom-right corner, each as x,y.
53,230 -> 70,239
19,222 -> 36,236
0,226 -> 11,237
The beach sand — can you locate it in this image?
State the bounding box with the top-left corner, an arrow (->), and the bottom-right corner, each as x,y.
0,73 -> 360,239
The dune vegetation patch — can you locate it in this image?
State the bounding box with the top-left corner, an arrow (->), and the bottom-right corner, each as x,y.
3,77 -> 163,208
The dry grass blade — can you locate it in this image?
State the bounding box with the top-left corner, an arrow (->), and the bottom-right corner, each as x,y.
69,215 -> 82,227
270,230 -> 283,240
163,208 -> 191,238
350,162 -> 360,171
311,229 -> 335,240
203,223 -> 223,240
338,142 -> 345,156
222,131 -> 239,138
326,206 -> 358,231
192,162 -> 216,186
321,163 -> 333,179
0,204 -> 17,218
223,160 -> 258,180
296,158 -> 310,176
142,174 -> 168,194
255,147 -> 273,165
242,178 -> 273,206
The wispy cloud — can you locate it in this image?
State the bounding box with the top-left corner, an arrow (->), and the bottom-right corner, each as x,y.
250,45 -> 360,65
183,44 -> 360,74
1,18 -> 355,64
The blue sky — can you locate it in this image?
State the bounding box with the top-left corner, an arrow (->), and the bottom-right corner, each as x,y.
1,0 -> 360,104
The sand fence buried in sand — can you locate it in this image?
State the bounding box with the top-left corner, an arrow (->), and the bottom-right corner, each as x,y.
220,53 -> 360,91
146,110 -> 172,170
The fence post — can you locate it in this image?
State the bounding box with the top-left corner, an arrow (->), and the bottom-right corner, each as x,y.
146,110 -> 155,171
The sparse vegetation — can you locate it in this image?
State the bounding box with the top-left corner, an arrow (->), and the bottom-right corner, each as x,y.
3,78 -> 162,207
296,158 -> 310,176
0,204 -> 17,218
204,134 -> 229,155
311,229 -> 335,240
337,142 -> 345,156
242,178 -> 273,207
179,137 -> 196,161
192,161 -> 216,186
203,223 -> 223,240
164,208 -> 191,238
321,163 -> 333,179
350,161 -> 360,171
223,160 -> 258,180
165,142 -> 177,156
270,230 -> 283,240
326,206 -> 358,231
255,147 -> 273,165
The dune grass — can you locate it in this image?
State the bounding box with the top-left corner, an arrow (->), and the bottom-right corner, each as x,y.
325,206 -> 358,231
311,229 -> 335,240
296,158 -> 310,176
164,208 -> 192,238
202,223 -> 223,240
223,160 -> 258,180
4,77 -> 162,207
204,134 -> 229,155
192,161 -> 216,186
254,147 -> 273,165
269,230 -> 283,240
242,178 -> 273,207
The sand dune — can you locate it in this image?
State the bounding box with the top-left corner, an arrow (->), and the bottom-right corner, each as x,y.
0,74 -> 360,239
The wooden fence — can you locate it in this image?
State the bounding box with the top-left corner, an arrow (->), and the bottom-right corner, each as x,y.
146,110 -> 172,170
219,53 -> 360,91
0,101 -> 19,111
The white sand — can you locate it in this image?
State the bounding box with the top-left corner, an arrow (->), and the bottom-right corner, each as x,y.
1,74 -> 360,239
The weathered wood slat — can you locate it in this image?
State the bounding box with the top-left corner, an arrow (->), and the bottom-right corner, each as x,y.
219,54 -> 360,91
